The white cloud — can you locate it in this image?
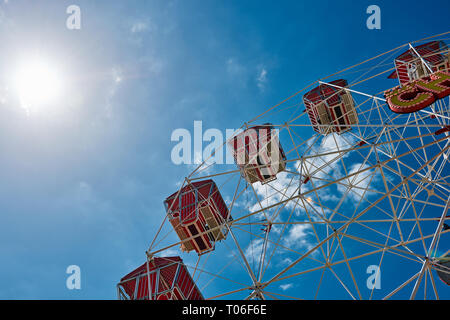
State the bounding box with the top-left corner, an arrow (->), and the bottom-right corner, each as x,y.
284,224 -> 313,250
299,133 -> 379,207
186,150 -> 214,176
128,19 -> 156,47
337,162 -> 377,202
256,67 -> 268,92
174,180 -> 182,188
225,58 -> 249,88
103,67 -> 124,117
158,248 -> 179,257
302,133 -> 355,183
281,257 -> 293,266
0,85 -> 9,105
244,238 -> 270,266
250,170 -> 301,215
112,67 -> 123,84
226,58 -> 244,75
279,283 -> 293,291
131,21 -> 150,33
76,181 -> 94,202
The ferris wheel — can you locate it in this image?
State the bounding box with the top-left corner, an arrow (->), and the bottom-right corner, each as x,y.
117,32 -> 450,300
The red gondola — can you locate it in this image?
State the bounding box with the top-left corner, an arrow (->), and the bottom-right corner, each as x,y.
117,256 -> 203,300
303,79 -> 358,135
434,254 -> 450,286
228,124 -> 286,184
165,179 -> 231,255
387,41 -> 450,85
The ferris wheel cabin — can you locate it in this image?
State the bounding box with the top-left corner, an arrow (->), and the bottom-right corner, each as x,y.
388,41 -> 450,85
117,256 -> 204,300
228,124 -> 287,185
303,79 -> 358,135
434,254 -> 450,286
164,179 -> 231,255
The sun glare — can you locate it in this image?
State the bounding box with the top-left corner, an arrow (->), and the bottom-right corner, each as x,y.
13,59 -> 63,109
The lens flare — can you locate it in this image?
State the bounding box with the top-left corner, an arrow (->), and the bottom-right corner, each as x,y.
13,59 -> 62,109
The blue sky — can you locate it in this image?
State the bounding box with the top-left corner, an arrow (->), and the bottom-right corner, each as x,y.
0,0 -> 449,299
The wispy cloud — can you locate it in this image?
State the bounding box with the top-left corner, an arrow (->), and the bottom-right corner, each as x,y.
244,238 -> 270,266
226,58 -> 250,88
157,248 -> 179,257
302,133 -> 355,183
250,170 -> 302,214
128,19 -> 155,47
337,162 -> 377,202
0,85 -> 9,105
279,283 -> 293,291
103,66 -> 124,117
256,67 -> 268,92
284,224 -> 313,250
226,58 -> 245,75
131,21 -> 150,33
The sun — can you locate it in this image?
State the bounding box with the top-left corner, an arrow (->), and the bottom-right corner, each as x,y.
13,58 -> 63,110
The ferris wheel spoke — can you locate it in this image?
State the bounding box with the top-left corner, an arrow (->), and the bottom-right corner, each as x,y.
383,271 -> 421,300
227,175 -> 244,216
404,189 -> 439,245
198,255 -> 239,293
324,148 -> 440,255
257,224 -> 270,282
232,217 -> 447,226
183,263 -> 250,288
376,146 -> 449,199
297,196 -> 329,260
405,200 -> 429,243
403,178 -> 430,255
261,291 -> 279,300
207,286 -> 254,300
370,218 -> 398,300
410,261 -> 429,300
420,109 -> 450,121
415,112 -> 431,164
427,267 -> 440,300
262,290 -> 304,300
272,244 -> 416,287
260,224 -> 447,291
322,175 -> 394,224
341,219 -> 403,255
314,267 -> 326,299
232,225 -> 324,265
285,129 -> 321,159
375,146 -> 405,244
335,234 -> 363,300
226,226 -> 260,286
391,119 -> 448,174
188,167 -> 241,182
339,229 -> 450,266
425,197 -> 450,258
259,198 -> 306,280
389,136 -> 430,179
327,265 -> 357,300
